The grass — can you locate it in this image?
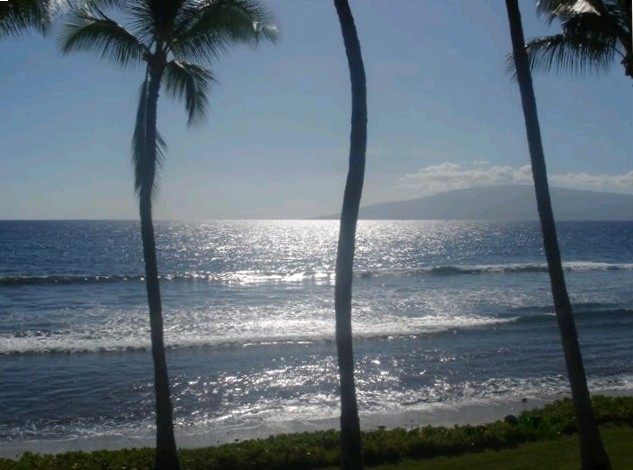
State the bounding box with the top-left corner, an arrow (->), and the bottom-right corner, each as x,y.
0,395 -> 632,470
348,425 -> 633,470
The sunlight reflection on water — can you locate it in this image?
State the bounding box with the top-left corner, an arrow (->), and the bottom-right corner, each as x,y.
1,220 -> 632,441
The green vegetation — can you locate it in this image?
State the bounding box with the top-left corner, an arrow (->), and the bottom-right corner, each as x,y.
353,426 -> 633,470
0,0 -> 55,38
522,0 -> 632,80
1,396 -> 631,470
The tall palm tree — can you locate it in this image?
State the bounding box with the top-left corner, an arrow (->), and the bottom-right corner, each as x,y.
505,1 -> 611,469
0,0 -> 57,37
519,0 -> 632,79
333,0 -> 367,469
61,1 -> 276,468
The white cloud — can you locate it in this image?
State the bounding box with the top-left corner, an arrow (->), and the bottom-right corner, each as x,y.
551,171 -> 633,191
399,162 -> 633,197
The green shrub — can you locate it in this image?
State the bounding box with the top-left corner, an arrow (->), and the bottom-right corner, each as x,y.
1,395 -> 632,470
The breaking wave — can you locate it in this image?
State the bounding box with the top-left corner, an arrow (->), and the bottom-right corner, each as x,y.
4,308 -> 630,356
0,314 -> 511,356
2,261 -> 631,286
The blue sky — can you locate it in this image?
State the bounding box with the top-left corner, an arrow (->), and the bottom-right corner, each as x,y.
1,0 -> 631,220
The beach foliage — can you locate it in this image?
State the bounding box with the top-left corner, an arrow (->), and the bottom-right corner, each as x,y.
369,425 -> 633,470
1,396 -> 631,470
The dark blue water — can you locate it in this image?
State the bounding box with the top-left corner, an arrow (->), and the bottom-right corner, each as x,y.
0,220 -> 631,444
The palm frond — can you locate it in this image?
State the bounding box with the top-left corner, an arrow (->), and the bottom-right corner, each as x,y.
606,0 -> 631,31
604,0 -> 632,50
170,0 -> 277,63
532,0 -> 632,78
0,0 -> 57,37
127,0 -> 158,47
133,77 -> 149,195
126,0 -> 190,52
520,33 -> 617,75
61,6 -> 148,68
80,0 -> 127,9
616,0 -> 631,31
164,60 -> 213,126
538,1 -> 630,37
536,0 -> 630,39
537,0 -> 602,21
151,129 -> 167,198
560,11 -> 619,44
149,0 -> 187,42
132,76 -> 166,197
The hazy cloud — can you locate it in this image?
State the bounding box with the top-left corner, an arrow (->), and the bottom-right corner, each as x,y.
400,162 -> 633,196
551,171 -> 633,191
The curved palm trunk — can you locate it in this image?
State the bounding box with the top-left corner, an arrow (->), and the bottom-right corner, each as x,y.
504,2 -> 611,469
333,1 -> 367,469
141,69 -> 181,470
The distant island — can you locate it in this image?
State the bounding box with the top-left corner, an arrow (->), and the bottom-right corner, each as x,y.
319,185 -> 633,220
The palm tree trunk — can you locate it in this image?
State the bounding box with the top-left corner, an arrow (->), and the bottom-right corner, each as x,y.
504,2 -> 611,469
141,69 -> 181,470
333,1 -> 367,469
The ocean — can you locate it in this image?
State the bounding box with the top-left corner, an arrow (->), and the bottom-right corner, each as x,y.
0,219 -> 632,448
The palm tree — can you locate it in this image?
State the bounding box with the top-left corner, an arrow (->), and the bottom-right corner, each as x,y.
504,1 -> 611,469
519,0 -> 632,79
60,1 -> 276,468
0,0 -> 57,37
333,0 -> 367,469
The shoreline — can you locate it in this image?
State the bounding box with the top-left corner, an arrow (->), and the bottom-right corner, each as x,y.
2,389 -> 630,459
4,390 -> 627,460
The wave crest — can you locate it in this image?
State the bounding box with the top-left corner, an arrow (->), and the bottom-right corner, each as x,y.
2,261 -> 631,287
0,315 -> 511,356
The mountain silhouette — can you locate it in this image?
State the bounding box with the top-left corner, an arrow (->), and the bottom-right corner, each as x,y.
320,185 -> 633,220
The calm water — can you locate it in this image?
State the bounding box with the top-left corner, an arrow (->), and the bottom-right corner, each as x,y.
0,220 -> 632,443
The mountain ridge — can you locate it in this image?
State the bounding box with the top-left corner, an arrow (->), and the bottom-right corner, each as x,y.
319,185 -> 633,220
